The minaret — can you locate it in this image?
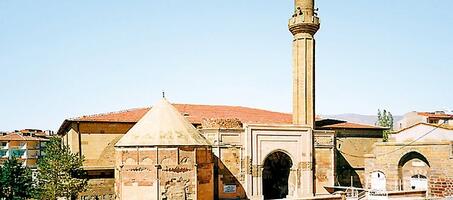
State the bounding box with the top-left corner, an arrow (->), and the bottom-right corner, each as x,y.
289,0 -> 320,127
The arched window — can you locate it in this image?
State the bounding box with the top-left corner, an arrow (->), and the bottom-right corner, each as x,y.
141,157 -> 153,165
125,157 -> 136,165
410,174 -> 428,190
370,171 -> 386,191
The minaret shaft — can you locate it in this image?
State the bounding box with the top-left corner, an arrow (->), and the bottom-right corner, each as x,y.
292,34 -> 315,126
289,0 -> 319,127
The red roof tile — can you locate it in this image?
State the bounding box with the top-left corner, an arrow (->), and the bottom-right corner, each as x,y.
74,104 -> 293,125
417,112 -> 453,119
60,104 -> 384,133
0,133 -> 49,141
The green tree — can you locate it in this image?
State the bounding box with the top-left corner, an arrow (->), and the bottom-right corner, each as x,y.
36,137 -> 87,200
376,109 -> 394,142
0,157 -> 36,199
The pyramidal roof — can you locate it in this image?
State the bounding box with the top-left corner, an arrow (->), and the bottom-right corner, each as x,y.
115,98 -> 210,147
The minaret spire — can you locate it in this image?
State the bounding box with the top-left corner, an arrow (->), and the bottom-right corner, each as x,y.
289,0 -> 320,127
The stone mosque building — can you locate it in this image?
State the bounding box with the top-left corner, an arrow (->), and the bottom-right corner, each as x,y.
56,0 -> 394,199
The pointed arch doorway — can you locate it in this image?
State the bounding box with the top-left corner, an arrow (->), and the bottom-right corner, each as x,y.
262,151 -> 293,199
398,151 -> 430,191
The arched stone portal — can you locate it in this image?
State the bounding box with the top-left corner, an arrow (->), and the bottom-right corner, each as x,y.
246,125 -> 315,199
398,151 -> 430,191
262,151 -> 293,199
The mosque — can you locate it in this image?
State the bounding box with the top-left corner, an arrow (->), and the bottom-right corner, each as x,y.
57,0 -> 389,199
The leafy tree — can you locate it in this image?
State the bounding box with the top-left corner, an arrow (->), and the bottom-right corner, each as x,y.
376,109 -> 394,142
0,157 -> 36,199
36,137 -> 87,200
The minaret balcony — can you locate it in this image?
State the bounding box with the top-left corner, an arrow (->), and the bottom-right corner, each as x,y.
288,15 -> 320,36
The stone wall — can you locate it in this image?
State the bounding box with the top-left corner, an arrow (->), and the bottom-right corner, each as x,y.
335,129 -> 382,188
365,141 -> 453,197
216,147 -> 247,199
62,124 -> 79,154
115,146 -> 214,200
62,122 -> 133,168
79,178 -> 115,200
82,134 -> 123,168
202,128 -> 247,199
313,130 -> 335,195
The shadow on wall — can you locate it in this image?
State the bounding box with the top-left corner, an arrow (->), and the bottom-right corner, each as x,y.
336,150 -> 363,188
214,155 -> 247,200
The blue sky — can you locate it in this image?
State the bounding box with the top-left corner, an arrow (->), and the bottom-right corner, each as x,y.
1,0 -> 452,131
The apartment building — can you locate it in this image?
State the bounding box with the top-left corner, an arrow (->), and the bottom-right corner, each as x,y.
396,111 -> 453,130
0,129 -> 49,167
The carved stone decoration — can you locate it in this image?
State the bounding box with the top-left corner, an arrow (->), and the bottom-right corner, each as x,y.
162,177 -> 190,200
201,118 -> 242,129
244,157 -> 253,175
140,157 -> 153,165
297,169 -> 301,188
124,157 -> 136,166
298,162 -> 313,171
161,166 -> 191,173
125,166 -> 152,172
314,136 -> 333,147
251,165 -> 262,177
180,157 -> 191,164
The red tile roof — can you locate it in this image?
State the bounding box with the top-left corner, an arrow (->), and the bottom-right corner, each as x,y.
0,132 -> 49,141
74,104 -> 293,124
59,104 -> 384,133
417,112 -> 453,119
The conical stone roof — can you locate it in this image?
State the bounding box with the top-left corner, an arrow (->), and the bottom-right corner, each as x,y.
115,98 -> 210,147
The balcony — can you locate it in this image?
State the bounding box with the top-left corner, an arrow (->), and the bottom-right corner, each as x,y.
0,150 -> 8,158
10,149 -> 26,159
289,13 -> 320,25
288,14 -> 320,36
